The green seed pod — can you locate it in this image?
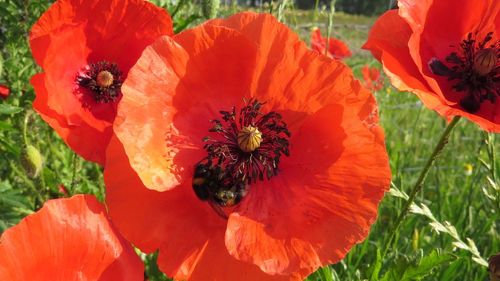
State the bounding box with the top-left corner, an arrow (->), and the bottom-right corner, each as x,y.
21,145 -> 43,178
202,0 -> 220,19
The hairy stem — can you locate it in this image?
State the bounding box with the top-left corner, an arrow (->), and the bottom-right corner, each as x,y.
383,116 -> 461,257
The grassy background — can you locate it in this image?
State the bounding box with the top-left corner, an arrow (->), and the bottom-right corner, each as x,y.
0,1 -> 498,280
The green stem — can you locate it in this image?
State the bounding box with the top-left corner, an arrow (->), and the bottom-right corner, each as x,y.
313,0 -> 320,22
487,133 -> 496,182
325,0 -> 336,56
69,153 -> 78,193
486,133 -> 499,212
383,116 -> 461,257
276,0 -> 288,22
22,110 -> 32,147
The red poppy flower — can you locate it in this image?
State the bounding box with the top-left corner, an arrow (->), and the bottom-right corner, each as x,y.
363,0 -> 499,132
58,183 -> 69,195
0,195 -> 143,280
0,84 -> 9,99
29,0 -> 173,164
361,65 -> 384,92
310,27 -> 352,60
105,12 -> 391,280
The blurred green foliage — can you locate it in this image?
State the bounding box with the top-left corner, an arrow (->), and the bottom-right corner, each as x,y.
295,0 -> 392,15
0,1 -> 498,281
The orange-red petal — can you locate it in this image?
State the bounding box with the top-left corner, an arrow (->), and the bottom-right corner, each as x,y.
226,75 -> 390,276
30,0 -> 173,69
208,13 -> 357,130
362,10 -> 444,110
104,136 -> 299,281
361,65 -> 384,92
29,0 -> 173,164
116,25 -> 258,191
0,195 -> 143,281
310,28 -> 351,59
0,84 -> 10,99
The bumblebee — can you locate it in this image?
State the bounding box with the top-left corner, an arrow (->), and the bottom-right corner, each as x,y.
192,163 -> 248,218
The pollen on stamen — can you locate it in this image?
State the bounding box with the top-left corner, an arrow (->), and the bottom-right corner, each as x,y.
96,70 -> 114,88
75,61 -> 123,104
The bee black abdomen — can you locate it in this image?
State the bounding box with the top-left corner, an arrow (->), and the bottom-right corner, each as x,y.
192,182 -> 210,201
192,164 -> 211,201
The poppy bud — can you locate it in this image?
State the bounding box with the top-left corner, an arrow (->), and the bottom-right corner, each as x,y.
237,126 -> 263,153
473,48 -> 497,75
21,145 -> 43,178
490,253 -> 500,281
202,0 -> 220,19
58,184 -> 69,196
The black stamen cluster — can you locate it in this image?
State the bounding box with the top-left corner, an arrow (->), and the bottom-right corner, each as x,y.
203,99 -> 291,184
76,61 -> 123,103
429,32 -> 499,113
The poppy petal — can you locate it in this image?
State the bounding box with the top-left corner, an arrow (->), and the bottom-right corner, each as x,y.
29,0 -> 173,164
226,81 -> 391,276
0,195 -> 143,281
30,0 -> 173,70
0,84 -> 10,99
104,136 -> 298,281
310,28 -> 324,53
116,26 -> 258,191
208,13 -> 355,131
32,71 -> 112,164
362,10 -> 446,111
309,28 -> 351,59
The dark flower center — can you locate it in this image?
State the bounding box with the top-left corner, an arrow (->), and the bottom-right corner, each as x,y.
75,61 -> 123,103
192,99 -> 291,215
429,32 -> 499,113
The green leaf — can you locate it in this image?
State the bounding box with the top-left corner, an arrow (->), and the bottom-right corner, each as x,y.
370,249 -> 382,281
403,250 -> 456,280
0,120 -> 13,131
318,266 -> 335,281
0,104 -> 23,115
381,249 -> 456,281
0,137 -> 21,156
